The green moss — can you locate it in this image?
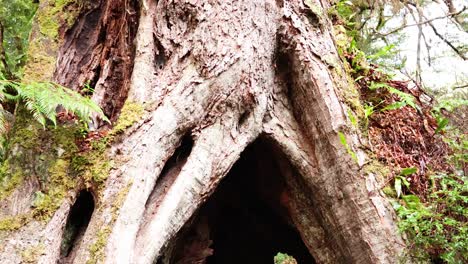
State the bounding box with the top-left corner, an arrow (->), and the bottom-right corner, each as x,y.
9,122 -> 41,149
364,159 -> 391,180
84,181 -> 132,263
36,0 -> 78,40
87,159 -> 112,184
0,168 -> 23,201
32,159 -> 77,220
1,113 -> 81,221
22,34 -> 58,82
0,214 -> 29,231
21,243 -> 45,263
87,226 -> 112,264
110,101 -> 145,136
382,186 -> 397,197
24,0 -> 83,81
0,216 -> 22,231
111,182 -> 131,219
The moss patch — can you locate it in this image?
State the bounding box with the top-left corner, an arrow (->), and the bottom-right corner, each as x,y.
21,243 -> 45,263
87,226 -> 112,264
23,0 -> 84,81
0,214 -> 30,231
0,168 -> 23,201
32,159 -> 77,220
85,181 -> 131,263
36,0 -> 80,40
110,101 -> 145,136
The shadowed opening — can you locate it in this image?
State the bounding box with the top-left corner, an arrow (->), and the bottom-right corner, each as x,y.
163,139 -> 315,264
138,134 -> 195,239
144,134 -> 194,212
60,190 -> 95,259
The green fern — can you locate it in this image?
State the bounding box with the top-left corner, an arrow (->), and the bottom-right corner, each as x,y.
0,79 -> 108,158
0,80 -> 108,126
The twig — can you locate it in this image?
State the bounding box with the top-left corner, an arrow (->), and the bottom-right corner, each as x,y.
377,6 -> 467,37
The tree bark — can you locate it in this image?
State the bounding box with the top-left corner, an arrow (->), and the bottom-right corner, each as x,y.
0,0 -> 406,263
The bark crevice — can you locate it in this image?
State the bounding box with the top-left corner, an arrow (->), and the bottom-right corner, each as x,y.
139,133 -> 195,233
59,190 -> 95,263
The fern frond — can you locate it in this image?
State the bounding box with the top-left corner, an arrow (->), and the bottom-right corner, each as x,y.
1,80 -> 108,127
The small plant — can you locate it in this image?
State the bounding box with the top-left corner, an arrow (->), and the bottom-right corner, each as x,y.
394,167 -> 417,198
274,253 -> 297,264
338,131 -> 358,163
393,174 -> 467,263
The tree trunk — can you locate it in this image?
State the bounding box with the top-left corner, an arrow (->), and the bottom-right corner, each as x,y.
0,0 -> 406,263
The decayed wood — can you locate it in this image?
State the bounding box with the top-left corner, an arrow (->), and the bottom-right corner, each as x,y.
0,0 -> 407,263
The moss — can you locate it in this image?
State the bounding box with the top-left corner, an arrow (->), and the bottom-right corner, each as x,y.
364,159 -> 391,180
0,216 -> 23,231
9,122 -> 41,149
2,113 -> 80,221
36,0 -> 78,40
21,243 -> 45,263
32,159 -> 77,221
84,181 -> 132,263
85,159 -> 112,185
87,226 -> 112,264
382,186 -> 397,197
22,34 -> 58,82
110,101 -> 145,136
0,214 -> 30,231
0,169 -> 23,201
23,0 -> 83,81
110,182 -> 131,219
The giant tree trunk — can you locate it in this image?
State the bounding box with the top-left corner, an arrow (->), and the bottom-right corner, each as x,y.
0,0 -> 406,263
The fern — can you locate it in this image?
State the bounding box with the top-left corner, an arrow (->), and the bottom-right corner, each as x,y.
0,79 -> 108,158
0,80 -> 108,126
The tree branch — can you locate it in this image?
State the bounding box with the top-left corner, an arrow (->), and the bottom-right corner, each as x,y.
377,6 -> 467,37
412,4 -> 467,60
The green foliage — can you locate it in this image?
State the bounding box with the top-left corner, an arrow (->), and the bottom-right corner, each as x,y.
0,80 -> 108,127
393,174 -> 467,263
394,168 -> 416,198
0,79 -> 107,161
274,253 -> 297,264
0,0 -> 38,78
432,98 -> 468,134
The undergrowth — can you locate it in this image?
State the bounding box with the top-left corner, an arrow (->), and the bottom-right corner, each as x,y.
333,1 -> 468,262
